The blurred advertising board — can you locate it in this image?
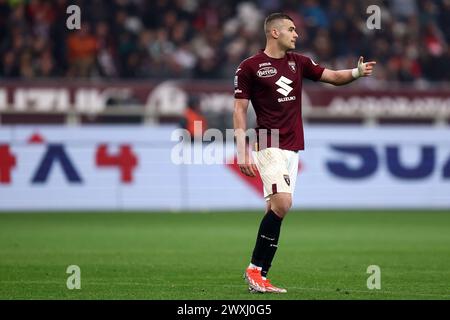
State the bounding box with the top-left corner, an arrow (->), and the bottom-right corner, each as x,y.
1,81 -> 450,121
0,125 -> 449,210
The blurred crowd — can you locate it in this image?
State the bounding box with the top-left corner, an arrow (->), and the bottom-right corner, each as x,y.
1,0 -> 450,85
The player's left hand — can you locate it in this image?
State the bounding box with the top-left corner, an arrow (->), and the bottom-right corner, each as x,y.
356,56 -> 376,77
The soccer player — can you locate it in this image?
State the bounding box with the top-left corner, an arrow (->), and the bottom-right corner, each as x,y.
233,13 -> 376,293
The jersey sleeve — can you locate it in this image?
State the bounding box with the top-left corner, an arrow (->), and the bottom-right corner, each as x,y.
299,55 -> 325,81
234,61 -> 252,99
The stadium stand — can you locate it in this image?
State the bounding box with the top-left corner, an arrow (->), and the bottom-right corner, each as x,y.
1,0 -> 449,83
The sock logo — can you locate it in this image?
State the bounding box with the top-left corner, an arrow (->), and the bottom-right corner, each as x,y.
261,234 -> 275,241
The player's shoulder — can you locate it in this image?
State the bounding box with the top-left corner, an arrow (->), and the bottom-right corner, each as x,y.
288,51 -> 320,66
237,51 -> 266,70
288,51 -> 310,62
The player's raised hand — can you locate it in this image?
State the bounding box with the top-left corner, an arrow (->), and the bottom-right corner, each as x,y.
356,56 -> 376,77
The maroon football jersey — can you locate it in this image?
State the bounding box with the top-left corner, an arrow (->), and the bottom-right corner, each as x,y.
234,50 -> 324,151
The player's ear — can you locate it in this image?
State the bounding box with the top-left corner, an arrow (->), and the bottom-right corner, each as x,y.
271,28 -> 280,39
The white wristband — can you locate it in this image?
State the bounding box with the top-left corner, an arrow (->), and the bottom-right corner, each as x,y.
351,68 -> 360,79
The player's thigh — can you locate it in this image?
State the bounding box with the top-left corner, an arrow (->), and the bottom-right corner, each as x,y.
254,148 -> 292,199
285,150 -> 299,194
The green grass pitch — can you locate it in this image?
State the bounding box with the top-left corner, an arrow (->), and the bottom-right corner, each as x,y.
1,210 -> 449,300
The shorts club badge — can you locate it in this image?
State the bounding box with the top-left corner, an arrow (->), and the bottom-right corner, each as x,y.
283,175 -> 290,186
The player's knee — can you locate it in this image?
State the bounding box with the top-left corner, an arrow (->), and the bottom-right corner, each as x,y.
271,195 -> 292,217
281,199 -> 292,215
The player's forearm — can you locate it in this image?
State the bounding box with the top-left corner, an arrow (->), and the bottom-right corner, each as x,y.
320,57 -> 376,86
329,69 -> 356,86
233,107 -> 248,156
